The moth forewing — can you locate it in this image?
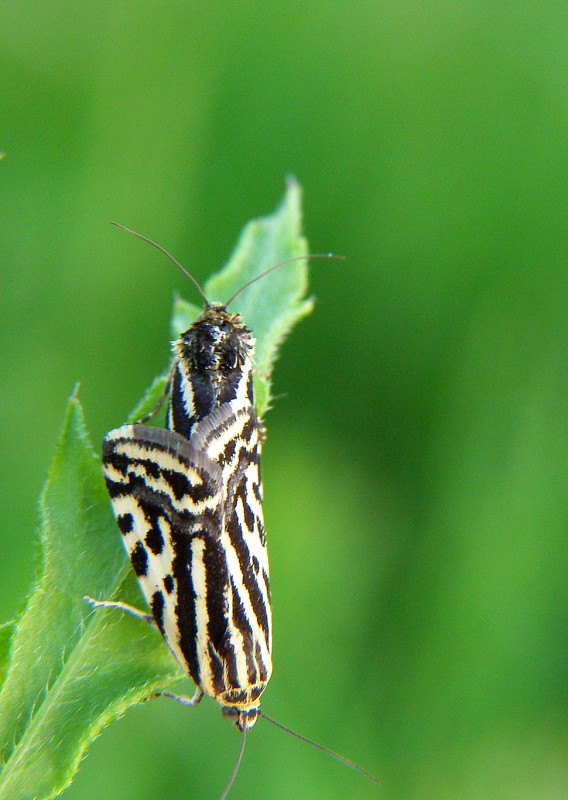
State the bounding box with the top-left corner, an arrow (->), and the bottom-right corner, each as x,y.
102,422 -> 223,676
101,304 -> 272,732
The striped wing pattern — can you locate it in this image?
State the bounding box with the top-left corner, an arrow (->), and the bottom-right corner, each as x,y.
102,400 -> 272,710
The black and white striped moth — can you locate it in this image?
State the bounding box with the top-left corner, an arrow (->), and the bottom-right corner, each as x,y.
102,295 -> 270,733
88,224 -> 376,795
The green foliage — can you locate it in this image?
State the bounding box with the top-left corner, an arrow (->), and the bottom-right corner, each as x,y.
0,621 -> 15,689
4,6 -> 568,796
0,185 -> 311,800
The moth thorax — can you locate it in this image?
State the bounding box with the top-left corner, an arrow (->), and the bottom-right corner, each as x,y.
177,303 -> 254,374
222,706 -> 260,731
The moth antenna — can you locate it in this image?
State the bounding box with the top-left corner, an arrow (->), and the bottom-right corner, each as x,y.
225,253 -> 346,307
218,726 -> 247,800
258,711 -> 378,785
109,221 -> 210,305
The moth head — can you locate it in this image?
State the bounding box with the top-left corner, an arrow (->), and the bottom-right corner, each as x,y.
222,705 -> 259,731
178,304 -> 254,373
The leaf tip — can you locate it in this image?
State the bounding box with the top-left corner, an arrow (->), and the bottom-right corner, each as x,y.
285,173 -> 300,190
283,175 -> 302,214
70,382 -> 81,401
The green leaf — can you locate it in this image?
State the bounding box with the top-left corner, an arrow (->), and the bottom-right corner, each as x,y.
0,393 -> 181,800
0,182 -> 313,799
0,621 -> 15,689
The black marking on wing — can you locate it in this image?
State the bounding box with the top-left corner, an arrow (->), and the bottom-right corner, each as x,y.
117,513 -> 134,534
248,685 -> 264,702
235,474 -> 256,532
258,517 -> 266,546
207,641 -> 226,696
218,629 -> 240,691
162,466 -> 204,501
252,482 -> 262,504
161,506 -> 224,685
172,527 -> 199,685
203,537 -> 229,649
240,418 -> 255,443
104,448 -> 130,478
151,590 -> 165,634
142,459 -> 160,480
261,569 -> 270,601
130,541 -> 148,577
223,439 -> 237,464
230,576 -> 257,685
254,641 -> 269,683
226,509 -> 270,642
163,573 -> 174,594
224,439 -> 270,644
223,688 -> 254,706
144,519 -> 165,555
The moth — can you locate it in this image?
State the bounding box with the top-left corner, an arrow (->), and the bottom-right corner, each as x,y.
88,224 -> 375,796
96,225 -> 280,738
102,305 -> 269,732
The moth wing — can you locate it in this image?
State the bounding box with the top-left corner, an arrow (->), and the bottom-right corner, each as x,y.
102,401 -> 272,703
102,422 -> 223,681
189,401 -> 273,699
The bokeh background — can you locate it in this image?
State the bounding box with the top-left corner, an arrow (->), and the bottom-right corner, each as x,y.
2,3 -> 567,799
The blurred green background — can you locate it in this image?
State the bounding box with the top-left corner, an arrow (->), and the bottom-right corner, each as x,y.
2,3 -> 567,799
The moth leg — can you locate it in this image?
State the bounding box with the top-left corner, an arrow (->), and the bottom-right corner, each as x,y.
83,595 -> 155,627
153,688 -> 204,706
137,364 -> 174,424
